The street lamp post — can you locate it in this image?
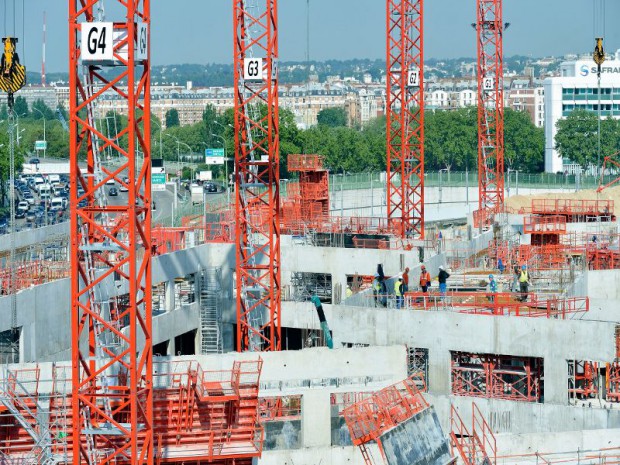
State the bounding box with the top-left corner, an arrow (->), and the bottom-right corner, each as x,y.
438,168 -> 448,204
151,118 -> 164,159
32,108 -> 47,159
210,134 -> 229,205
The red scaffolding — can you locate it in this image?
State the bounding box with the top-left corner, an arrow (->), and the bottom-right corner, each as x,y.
233,0 -> 281,351
0,360 -> 264,465
386,0 -> 425,239
451,352 -> 543,402
476,0 -> 505,224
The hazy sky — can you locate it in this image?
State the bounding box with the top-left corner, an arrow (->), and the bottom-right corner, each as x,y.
6,0 -> 620,73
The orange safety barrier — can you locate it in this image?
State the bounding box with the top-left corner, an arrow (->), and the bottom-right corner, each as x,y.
531,198 -> 614,219
405,292 -> 589,319
287,154 -> 325,171
523,215 -> 567,235
0,260 -> 71,294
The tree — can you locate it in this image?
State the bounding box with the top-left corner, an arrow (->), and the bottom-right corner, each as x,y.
554,109 -> 616,171
13,96 -> 29,117
317,107 -> 347,128
165,108 -> 180,128
504,108 -> 544,173
31,99 -> 55,120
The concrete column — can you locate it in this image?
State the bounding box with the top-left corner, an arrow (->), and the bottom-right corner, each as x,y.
427,347 -> 451,396
543,356 -> 567,404
165,280 -> 175,312
301,390 -> 331,448
167,337 -> 176,356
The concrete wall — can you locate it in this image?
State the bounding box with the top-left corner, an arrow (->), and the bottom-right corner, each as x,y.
0,222 -> 69,254
280,302 -> 617,406
0,243 -> 231,362
382,407 -> 451,465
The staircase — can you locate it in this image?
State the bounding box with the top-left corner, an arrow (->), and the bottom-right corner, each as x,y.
200,267 -> 223,355
450,404 -> 496,465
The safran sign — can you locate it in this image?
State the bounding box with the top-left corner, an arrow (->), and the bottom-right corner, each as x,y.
578,62 -> 620,77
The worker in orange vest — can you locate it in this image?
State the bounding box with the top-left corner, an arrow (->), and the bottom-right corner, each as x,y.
419,265 -> 431,293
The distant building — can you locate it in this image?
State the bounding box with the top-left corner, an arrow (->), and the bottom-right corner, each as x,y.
543,51 -> 620,173
506,82 -> 545,128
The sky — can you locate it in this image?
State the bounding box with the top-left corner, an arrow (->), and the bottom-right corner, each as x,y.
5,0 -> 620,73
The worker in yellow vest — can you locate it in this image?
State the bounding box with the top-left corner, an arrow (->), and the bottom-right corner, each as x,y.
394,278 -> 404,309
518,264 -> 530,302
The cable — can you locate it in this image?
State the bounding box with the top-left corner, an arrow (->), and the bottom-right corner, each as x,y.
21,0 -> 24,64
12,0 -> 15,36
3,0 -> 6,37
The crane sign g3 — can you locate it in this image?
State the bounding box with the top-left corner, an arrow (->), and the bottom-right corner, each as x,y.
0,37 -> 26,108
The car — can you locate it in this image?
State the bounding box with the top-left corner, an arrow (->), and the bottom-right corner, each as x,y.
204,182 -> 218,193
108,187 -> 118,196
15,209 -> 26,219
119,184 -> 128,192
29,158 -> 40,164
17,201 -> 29,212
23,196 -> 35,206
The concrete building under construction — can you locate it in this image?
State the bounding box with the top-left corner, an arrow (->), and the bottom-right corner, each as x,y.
1,0 -> 620,464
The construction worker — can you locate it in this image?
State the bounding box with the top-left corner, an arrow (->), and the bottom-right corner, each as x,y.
488,274 -> 497,303
518,264 -> 531,302
372,273 -> 381,306
394,278 -> 404,309
345,285 -> 353,299
419,265 -> 431,293
402,267 -> 410,293
438,265 -> 450,296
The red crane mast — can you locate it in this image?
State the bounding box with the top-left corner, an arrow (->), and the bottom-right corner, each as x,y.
69,2 -> 153,464
233,0 -> 281,351
476,0 -> 505,220
386,0 -> 425,239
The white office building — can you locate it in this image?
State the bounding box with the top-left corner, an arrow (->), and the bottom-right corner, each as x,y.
544,50 -> 620,173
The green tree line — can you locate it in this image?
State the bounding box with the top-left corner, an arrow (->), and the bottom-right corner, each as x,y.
0,99 -> 545,186
554,108 -> 620,171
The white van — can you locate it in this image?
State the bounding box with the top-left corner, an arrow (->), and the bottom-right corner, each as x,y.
34,176 -> 45,188
38,184 -> 52,197
48,174 -> 60,185
50,197 -> 65,211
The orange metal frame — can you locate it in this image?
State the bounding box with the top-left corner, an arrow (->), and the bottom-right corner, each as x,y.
406,292 -> 589,319
69,3 -> 153,465
341,376 -> 429,464
451,352 -> 543,403
476,0 -> 505,223
450,403 -> 496,465
1,360 -> 263,465
523,215 -> 567,235
234,0 -> 281,352
386,0 -> 425,239
598,151 -> 620,192
531,198 -> 614,219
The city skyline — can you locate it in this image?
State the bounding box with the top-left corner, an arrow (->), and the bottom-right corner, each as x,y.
6,0 -> 620,74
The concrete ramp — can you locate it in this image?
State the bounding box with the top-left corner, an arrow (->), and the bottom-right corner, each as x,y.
381,407 -> 453,465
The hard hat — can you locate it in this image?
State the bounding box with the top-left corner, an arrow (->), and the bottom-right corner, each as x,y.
374,273 -> 379,277
522,264 -> 527,270
421,265 -> 426,269
439,265 -> 445,270
489,274 -> 494,279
